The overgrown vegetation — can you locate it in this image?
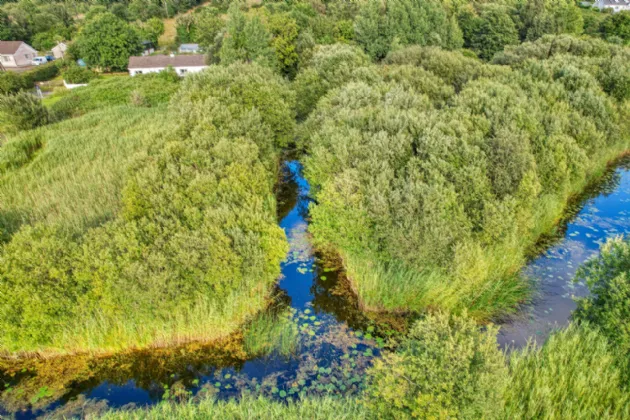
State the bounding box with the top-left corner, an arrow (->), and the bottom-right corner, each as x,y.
0,63 -> 294,354
302,35 -> 630,319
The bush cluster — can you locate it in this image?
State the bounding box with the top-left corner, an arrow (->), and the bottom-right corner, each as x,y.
301,38 -> 627,318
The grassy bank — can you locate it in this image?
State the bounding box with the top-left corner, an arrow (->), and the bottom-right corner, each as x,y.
301,37 -> 630,320
94,396 -> 368,420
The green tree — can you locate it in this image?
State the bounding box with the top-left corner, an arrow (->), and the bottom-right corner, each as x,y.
470,5 -> 519,61
268,13 -> 300,78
219,4 -> 276,68
138,17 -> 165,45
600,10 -> 630,44
574,237 -> 630,356
76,12 -> 142,71
516,0 -> 583,41
354,0 -> 463,60
365,312 -> 507,419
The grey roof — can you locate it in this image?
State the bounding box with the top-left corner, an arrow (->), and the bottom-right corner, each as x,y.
598,0 -> 630,5
128,55 -> 207,69
0,41 -> 29,55
179,43 -> 200,50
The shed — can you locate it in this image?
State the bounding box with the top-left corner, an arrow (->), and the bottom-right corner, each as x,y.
178,43 -> 201,54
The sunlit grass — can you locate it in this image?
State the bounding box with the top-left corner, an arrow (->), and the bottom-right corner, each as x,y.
0,105 -> 173,239
504,324 -> 630,418
94,395 -> 368,420
243,309 -> 299,358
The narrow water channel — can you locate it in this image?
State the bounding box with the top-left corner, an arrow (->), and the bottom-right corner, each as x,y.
2,159 -> 630,418
0,161 -> 382,419
498,158 -> 630,348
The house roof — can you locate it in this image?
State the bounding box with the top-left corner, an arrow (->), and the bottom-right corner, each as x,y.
598,0 -> 630,5
0,41 -> 31,55
128,55 -> 207,69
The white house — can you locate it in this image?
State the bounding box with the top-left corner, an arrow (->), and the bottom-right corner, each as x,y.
178,43 -> 201,54
128,55 -> 207,77
51,42 -> 67,59
594,0 -> 630,12
0,41 -> 37,68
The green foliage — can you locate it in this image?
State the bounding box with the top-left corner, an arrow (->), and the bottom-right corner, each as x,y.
0,92 -> 49,133
0,106 -> 171,239
95,395 -> 368,420
304,39 -> 628,318
515,0 -> 584,41
62,65 -> 96,84
76,12 -> 142,71
504,324 -> 630,418
137,17 -> 165,46
574,237 -> 630,356
600,10 -> 630,44
468,4 -> 519,61
171,62 -> 296,153
0,63 -> 294,354
0,72 -> 31,95
219,4 -> 276,68
176,7 -> 224,47
243,310 -> 299,357
365,312 -> 507,419
268,13 -> 300,78
293,43 -> 375,118
354,0 -> 463,60
50,72 -> 180,119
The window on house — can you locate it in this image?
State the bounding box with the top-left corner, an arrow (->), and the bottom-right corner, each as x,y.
24,54 -> 30,59
179,69 -> 187,75
135,70 -> 143,75
1,56 -> 10,62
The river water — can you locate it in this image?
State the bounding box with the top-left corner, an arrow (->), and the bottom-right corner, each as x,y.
2,159 -> 630,418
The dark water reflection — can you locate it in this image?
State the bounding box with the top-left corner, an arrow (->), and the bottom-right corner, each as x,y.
498,159 -> 630,349
0,161 -> 383,419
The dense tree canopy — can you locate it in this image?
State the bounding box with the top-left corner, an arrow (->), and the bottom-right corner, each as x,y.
75,12 -> 142,71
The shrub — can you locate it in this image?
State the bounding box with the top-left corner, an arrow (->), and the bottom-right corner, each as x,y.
0,72 -> 31,95
365,312 -> 507,419
62,66 -> 96,84
0,92 -> 49,132
573,237 -> 630,355
503,324 -> 630,418
24,61 -> 61,83
292,43 -> 375,118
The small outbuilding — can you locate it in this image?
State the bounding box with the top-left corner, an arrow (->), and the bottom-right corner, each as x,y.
178,43 -> 201,54
141,41 -> 155,56
128,55 -> 207,77
0,41 -> 37,68
51,42 -> 68,59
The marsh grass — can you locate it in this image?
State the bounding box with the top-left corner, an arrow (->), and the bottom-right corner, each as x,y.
5,282 -> 271,357
0,105 -> 173,239
93,395 -> 369,420
504,324 -> 630,419
243,309 -> 299,358
342,143 -> 630,322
